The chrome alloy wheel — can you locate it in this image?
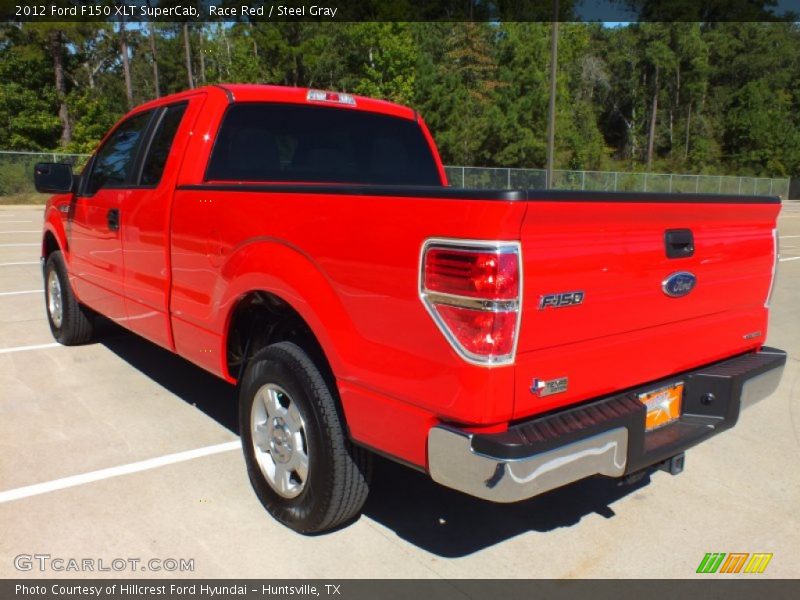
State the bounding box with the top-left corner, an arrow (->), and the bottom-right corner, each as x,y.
250,383 -> 309,499
47,269 -> 63,329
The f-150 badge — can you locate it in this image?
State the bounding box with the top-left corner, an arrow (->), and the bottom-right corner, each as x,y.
538,291 -> 584,310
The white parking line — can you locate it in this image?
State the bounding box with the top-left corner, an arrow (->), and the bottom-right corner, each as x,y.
0,289 -> 42,296
0,342 -> 60,355
0,230 -> 39,234
779,256 -> 800,262
0,243 -> 38,247
781,235 -> 800,238
0,261 -> 39,267
0,441 -> 241,503
0,220 -> 34,224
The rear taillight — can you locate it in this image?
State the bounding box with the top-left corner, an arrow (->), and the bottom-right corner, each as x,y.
420,239 -> 522,365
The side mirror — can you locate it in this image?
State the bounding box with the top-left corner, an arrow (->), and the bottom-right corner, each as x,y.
34,162 -> 75,194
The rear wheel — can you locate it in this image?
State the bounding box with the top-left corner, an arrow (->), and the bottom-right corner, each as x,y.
239,341 -> 372,533
44,251 -> 94,345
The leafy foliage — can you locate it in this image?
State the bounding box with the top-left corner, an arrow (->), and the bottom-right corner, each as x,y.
1,21 -> 799,176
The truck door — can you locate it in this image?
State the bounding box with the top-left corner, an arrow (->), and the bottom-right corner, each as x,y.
118,101 -> 193,349
70,110 -> 154,322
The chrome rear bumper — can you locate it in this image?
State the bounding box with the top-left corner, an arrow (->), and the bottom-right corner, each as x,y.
740,348 -> 785,410
427,347 -> 786,503
428,426 -> 628,503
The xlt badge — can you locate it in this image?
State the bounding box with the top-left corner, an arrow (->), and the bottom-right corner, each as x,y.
531,377 -> 569,397
539,291 -> 584,310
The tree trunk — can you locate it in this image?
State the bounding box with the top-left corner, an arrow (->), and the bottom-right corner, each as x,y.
198,26 -> 206,85
646,64 -> 659,169
669,109 -> 673,147
183,23 -> 194,89
546,4 -> 559,189
119,21 -> 133,108
672,64 -> 679,151
249,22 -> 259,60
85,64 -> 95,90
288,25 -> 302,86
149,22 -> 160,98
628,107 -> 637,160
49,30 -> 71,147
220,23 -> 232,79
684,103 -> 692,161
86,58 -> 108,91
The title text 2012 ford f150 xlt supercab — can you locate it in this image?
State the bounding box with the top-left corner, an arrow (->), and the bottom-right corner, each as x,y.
35,85 -> 786,533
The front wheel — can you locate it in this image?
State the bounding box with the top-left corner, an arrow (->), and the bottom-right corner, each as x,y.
239,342 -> 372,534
44,251 -> 94,345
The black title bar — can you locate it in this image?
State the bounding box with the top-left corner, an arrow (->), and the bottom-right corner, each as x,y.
1,0 -> 800,23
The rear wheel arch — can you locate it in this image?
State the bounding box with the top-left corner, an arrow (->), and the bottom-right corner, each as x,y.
224,290 -> 337,392
217,241 -> 352,386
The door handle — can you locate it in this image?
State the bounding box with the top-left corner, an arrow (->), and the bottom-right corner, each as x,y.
107,208 -> 120,232
665,229 -> 694,258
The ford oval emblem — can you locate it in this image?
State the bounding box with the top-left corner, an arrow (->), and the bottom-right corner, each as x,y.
662,271 -> 696,297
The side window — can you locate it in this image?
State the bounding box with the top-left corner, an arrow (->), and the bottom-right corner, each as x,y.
85,111 -> 151,195
140,103 -> 188,186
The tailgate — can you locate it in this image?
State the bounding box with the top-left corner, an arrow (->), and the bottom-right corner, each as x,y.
514,197 -> 779,419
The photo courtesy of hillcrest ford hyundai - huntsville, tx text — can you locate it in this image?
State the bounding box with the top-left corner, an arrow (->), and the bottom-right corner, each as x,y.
34,84 -> 786,533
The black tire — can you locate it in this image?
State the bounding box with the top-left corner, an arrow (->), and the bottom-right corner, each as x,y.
44,251 -> 94,345
239,341 -> 372,534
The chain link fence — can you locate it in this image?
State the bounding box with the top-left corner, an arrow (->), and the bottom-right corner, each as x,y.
0,151 -> 790,200
0,151 -> 90,201
444,166 -> 791,198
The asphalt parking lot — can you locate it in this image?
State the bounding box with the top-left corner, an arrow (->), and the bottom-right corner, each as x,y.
0,202 -> 798,579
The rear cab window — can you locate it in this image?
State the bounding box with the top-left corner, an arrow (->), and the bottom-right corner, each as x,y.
140,102 -> 188,186
205,103 -> 442,186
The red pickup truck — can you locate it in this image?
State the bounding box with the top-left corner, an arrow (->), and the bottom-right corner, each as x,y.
35,84 -> 786,534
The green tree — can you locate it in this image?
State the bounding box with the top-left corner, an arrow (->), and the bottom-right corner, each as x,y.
434,22 -> 502,165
